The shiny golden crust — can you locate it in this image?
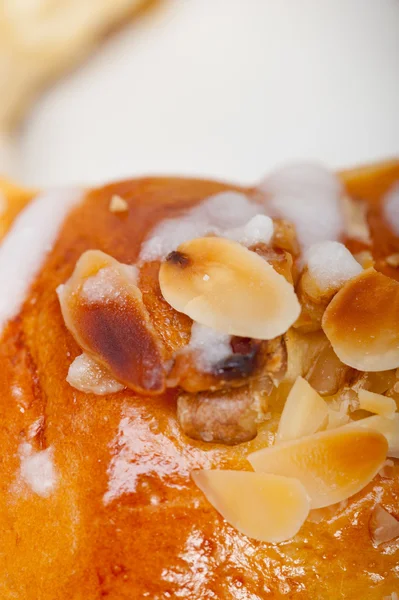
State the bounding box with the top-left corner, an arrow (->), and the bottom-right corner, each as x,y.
0,166 -> 399,599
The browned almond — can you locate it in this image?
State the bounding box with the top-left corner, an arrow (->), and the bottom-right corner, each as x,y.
322,268 -> 399,371
58,250 -> 165,395
248,427 -> 387,509
159,237 -> 300,339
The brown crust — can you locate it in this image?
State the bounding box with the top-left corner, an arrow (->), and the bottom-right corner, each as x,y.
0,165 -> 398,598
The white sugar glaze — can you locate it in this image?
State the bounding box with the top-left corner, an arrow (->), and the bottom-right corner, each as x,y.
0,188 -> 83,335
140,191 -> 273,262
259,162 -> 344,249
19,442 -> 57,498
305,241 -> 362,292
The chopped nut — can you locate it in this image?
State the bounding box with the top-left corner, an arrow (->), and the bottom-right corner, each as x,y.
58,250 -> 165,395
248,427 -> 387,509
369,504 -> 399,545
277,377 -> 328,442
109,195 -> 128,213
386,253 -> 399,268
341,195 -> 371,244
322,268 -> 399,371
378,459 -> 395,479
159,237 -> 301,340
192,470 -> 310,543
353,250 -> 374,269
67,353 -> 125,395
358,389 -> 397,418
178,386 -> 268,445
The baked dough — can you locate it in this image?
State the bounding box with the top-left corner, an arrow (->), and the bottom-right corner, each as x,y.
0,162 -> 398,599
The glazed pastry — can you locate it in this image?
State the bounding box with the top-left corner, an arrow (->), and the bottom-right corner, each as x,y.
0,161 -> 399,599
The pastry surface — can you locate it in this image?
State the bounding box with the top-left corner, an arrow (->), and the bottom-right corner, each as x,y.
0,164 -> 399,599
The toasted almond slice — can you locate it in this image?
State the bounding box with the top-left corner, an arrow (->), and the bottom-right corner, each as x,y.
351,414 -> 399,458
159,237 -> 300,339
58,250 -> 165,395
109,195 -> 128,213
192,470 -> 309,543
327,408 -> 351,430
322,268 -> 399,371
358,389 -> 397,418
67,353 -> 125,395
277,377 -> 328,442
369,504 -> 399,545
248,428 -> 387,509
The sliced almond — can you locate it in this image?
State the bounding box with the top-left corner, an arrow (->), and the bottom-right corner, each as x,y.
58,250 -> 165,395
277,377 -> 328,442
351,414 -> 399,458
109,195 -> 128,213
369,504 -> 399,545
159,237 -> 300,340
192,470 -> 309,543
378,459 -> 395,479
327,407 -> 351,430
248,428 -> 387,509
358,389 -> 397,418
322,268 -> 399,371
67,353 -> 125,395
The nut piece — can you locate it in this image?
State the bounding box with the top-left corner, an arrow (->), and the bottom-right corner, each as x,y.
277,377 -> 328,442
248,427 -> 387,509
369,504 -> 399,546
322,268 -> 399,371
358,389 -> 397,418
192,470 -> 310,543
351,414 -> 399,458
58,250 -> 165,395
67,353 -> 125,395
159,237 -> 301,339
178,386 -> 268,445
109,195 -> 128,213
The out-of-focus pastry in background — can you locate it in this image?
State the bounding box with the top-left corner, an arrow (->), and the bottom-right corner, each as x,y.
0,0 -> 156,173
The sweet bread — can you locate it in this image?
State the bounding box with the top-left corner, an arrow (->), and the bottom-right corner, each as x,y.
0,161 -> 398,599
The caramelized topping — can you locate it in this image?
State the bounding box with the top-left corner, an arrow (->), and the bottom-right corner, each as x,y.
159,236 -> 300,339
322,268 -> 399,371
58,250 -> 166,394
192,470 -> 310,543
277,377 -> 328,442
248,427 -> 387,508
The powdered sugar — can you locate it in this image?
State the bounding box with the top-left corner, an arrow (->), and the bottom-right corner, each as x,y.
19,442 -> 57,498
223,214 -> 274,247
139,191 -> 268,261
185,322 -> 232,371
67,353 -> 124,395
306,241 -> 362,292
0,187 -> 83,336
260,162 -> 344,248
384,182 -> 399,235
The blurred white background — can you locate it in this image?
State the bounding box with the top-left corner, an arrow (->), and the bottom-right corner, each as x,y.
17,0 -> 399,187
